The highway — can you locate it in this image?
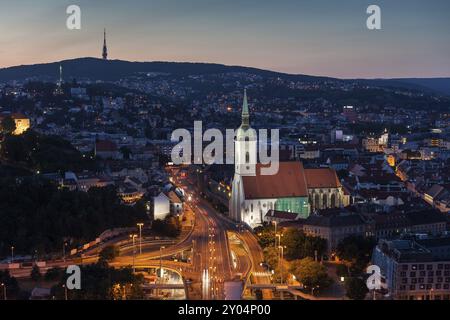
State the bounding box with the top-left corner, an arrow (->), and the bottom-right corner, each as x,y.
2,168 -> 273,300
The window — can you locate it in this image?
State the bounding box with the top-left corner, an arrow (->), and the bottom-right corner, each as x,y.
402,265 -> 408,271
426,265 -> 433,271
314,194 -> 320,209
419,265 -> 424,270
428,278 -> 434,283
245,152 -> 250,164
410,272 -> 416,277
330,194 -> 336,207
412,265 -> 417,270
409,285 -> 415,291
420,271 -> 426,277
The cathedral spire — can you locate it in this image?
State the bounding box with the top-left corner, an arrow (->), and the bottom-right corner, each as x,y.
102,28 -> 108,60
241,89 -> 250,127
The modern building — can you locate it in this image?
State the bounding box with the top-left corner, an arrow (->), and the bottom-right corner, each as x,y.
372,238 -> 450,300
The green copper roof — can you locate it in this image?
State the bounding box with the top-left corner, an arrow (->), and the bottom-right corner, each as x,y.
242,89 -> 249,116
241,89 -> 250,127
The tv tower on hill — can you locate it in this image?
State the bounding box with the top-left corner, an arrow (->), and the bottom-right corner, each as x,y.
102,29 -> 108,60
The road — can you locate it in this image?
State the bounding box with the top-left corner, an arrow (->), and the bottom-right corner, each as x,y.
2,168 -> 272,301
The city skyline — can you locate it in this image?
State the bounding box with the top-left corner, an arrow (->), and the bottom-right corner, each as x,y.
1,0 -> 450,78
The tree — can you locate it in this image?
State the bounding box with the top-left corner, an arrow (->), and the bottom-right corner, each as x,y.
51,262 -> 144,300
282,228 -> 327,261
336,236 -> 376,265
45,267 -> 64,281
345,277 -> 369,300
1,116 -> 16,135
31,265 -> 42,282
255,225 -> 275,248
0,179 -> 148,257
289,257 -> 333,293
99,245 -> 120,262
263,246 -> 279,270
151,215 -> 181,238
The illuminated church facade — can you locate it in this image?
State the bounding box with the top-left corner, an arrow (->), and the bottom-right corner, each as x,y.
229,91 -> 347,228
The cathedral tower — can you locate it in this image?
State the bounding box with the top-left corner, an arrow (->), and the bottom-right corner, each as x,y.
234,89 -> 257,176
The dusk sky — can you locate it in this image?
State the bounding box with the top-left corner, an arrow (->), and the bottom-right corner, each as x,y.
1,0 -> 449,78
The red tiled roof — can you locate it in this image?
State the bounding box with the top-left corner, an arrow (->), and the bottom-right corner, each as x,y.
95,139 -> 117,152
304,168 -> 341,188
242,162 -> 308,199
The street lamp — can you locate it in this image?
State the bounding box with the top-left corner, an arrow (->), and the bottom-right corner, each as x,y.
159,246 -> 165,279
137,223 -> 144,255
0,283 -> 6,300
10,246 -> 14,263
62,284 -> 68,300
63,242 -> 68,262
129,234 -> 137,273
278,245 -> 284,284
275,233 -> 283,248
272,221 -> 277,247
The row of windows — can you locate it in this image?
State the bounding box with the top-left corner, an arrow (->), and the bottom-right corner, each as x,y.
399,283 -> 450,291
401,277 -> 450,284
399,295 -> 450,300
401,271 -> 450,277
401,264 -> 450,271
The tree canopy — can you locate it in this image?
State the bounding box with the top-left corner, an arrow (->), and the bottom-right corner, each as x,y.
0,130 -> 96,173
289,257 -> 333,292
0,116 -> 16,135
51,262 -> 144,300
282,228 -> 327,261
0,179 -> 147,257
345,277 -> 369,300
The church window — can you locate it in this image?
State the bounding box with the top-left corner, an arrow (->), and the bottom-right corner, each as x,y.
314,194 -> 320,209
251,203 -> 253,212
323,194 -> 327,208
245,152 -> 250,163
331,194 -> 336,207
